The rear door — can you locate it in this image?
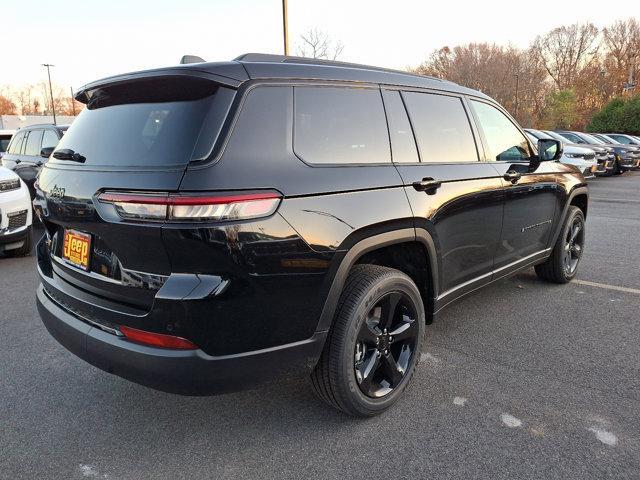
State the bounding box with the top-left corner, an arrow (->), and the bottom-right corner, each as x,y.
36,76 -> 236,310
382,88 -> 504,304
469,99 -> 560,272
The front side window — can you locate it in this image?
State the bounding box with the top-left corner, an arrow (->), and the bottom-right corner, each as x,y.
42,130 -> 60,150
471,100 -> 530,161
402,92 -> 478,163
557,132 -> 585,144
24,130 -> 43,156
294,86 -> 390,164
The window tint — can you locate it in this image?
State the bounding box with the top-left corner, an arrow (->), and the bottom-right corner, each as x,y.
294,86 -> 390,164
7,131 -> 25,154
471,100 -> 530,161
557,132 -> 584,144
41,130 -> 60,150
609,134 -> 631,144
402,92 -> 477,163
382,90 -> 419,163
24,130 -> 43,156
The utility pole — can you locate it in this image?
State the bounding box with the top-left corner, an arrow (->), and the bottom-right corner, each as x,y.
514,70 -> 520,120
70,87 -> 76,116
282,0 -> 289,55
42,63 -> 56,125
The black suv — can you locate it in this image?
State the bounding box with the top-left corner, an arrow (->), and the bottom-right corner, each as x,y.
34,54 -> 588,416
1,124 -> 68,199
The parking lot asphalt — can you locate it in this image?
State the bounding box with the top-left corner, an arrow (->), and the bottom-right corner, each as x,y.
1,172 -> 640,480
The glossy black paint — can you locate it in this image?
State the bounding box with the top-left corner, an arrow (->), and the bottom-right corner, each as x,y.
35,56 -> 588,394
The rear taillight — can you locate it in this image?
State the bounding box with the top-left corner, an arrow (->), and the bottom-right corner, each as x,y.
120,325 -> 198,350
97,191 -> 282,222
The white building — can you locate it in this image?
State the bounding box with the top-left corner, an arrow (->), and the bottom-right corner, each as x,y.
0,115 -> 77,130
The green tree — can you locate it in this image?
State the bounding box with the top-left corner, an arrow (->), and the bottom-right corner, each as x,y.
620,95 -> 640,134
586,97 -> 626,132
542,89 -> 578,129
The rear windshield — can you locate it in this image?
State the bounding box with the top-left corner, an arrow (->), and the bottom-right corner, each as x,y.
52,78 -> 234,168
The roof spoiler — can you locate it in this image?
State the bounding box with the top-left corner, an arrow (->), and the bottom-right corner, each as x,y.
180,55 -> 206,64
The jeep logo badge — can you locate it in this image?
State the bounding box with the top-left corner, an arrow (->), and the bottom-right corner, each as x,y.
50,185 -> 65,199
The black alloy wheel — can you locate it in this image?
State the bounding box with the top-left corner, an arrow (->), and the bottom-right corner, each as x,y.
354,291 -> 419,398
563,216 -> 584,276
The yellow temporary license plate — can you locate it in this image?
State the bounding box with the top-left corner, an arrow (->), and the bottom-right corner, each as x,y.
62,229 -> 91,271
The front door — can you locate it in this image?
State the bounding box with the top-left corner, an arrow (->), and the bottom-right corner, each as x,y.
468,99 -> 560,273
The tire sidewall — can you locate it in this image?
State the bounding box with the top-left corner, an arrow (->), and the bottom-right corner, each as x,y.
336,272 -> 425,415
556,207 -> 585,282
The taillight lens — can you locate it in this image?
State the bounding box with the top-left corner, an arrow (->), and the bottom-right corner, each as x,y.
97,191 -> 282,222
120,325 -> 198,350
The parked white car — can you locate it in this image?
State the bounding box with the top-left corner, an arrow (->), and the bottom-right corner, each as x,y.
0,166 -> 32,256
525,131 -> 598,179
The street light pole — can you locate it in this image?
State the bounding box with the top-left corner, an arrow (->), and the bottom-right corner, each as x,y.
282,0 -> 289,55
42,63 -> 56,125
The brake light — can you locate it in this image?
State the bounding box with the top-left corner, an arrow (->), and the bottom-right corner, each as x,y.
97,191 -> 282,222
120,325 -> 198,350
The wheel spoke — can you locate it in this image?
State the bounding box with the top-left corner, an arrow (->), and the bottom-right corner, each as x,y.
389,320 -> 414,344
381,354 -> 404,387
380,292 -> 402,329
360,321 -> 380,345
570,222 -> 581,242
356,351 -> 380,394
572,243 -> 582,257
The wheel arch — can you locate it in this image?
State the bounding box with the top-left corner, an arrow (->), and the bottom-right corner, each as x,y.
548,186 -> 588,249
315,228 -> 439,334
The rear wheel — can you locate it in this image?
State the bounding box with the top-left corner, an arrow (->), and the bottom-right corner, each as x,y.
311,265 -> 425,417
535,206 -> 585,283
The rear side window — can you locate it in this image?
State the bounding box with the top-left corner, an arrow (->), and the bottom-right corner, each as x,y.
24,130 -> 43,156
382,90 -> 419,163
7,130 -> 25,154
53,78 -> 234,168
471,100 -> 530,161
402,92 -> 478,163
294,86 -> 390,164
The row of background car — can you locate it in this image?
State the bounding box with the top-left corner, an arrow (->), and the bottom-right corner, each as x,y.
1,124 -> 639,202
525,128 -> 640,178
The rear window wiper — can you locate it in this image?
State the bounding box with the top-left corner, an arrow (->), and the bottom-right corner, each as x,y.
52,149 -> 86,163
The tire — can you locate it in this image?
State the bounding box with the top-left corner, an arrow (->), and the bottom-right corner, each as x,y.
613,160 -> 623,175
310,264 -> 425,417
535,206 -> 585,284
11,226 -> 32,257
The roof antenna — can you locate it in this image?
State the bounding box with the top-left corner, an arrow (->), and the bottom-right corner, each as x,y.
180,55 -> 205,64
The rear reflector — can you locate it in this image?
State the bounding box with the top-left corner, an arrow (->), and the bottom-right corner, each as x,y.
97,191 -> 281,222
120,325 -> 198,350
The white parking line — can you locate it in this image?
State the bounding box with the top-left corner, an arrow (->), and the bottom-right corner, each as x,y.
573,279 -> 640,295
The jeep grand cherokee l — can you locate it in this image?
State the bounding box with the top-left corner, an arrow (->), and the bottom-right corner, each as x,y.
34,54 -> 588,416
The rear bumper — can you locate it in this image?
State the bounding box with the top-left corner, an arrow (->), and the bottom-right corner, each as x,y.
37,283 -> 327,395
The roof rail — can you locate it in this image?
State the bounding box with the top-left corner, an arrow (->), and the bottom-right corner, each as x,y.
233,53 -> 442,81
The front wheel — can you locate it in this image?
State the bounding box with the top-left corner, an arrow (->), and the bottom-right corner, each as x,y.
535,206 -> 585,283
311,265 -> 425,417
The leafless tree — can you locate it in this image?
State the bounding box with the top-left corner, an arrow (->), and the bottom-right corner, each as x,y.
297,28 -> 344,60
532,23 -> 600,90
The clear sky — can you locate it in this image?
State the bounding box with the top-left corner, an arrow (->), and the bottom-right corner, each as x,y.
1,0 -> 638,91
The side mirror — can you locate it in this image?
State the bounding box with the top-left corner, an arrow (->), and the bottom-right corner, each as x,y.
537,139 -> 563,161
40,147 -> 54,158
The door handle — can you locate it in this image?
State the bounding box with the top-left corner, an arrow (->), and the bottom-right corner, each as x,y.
412,177 -> 442,194
503,171 -> 522,183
